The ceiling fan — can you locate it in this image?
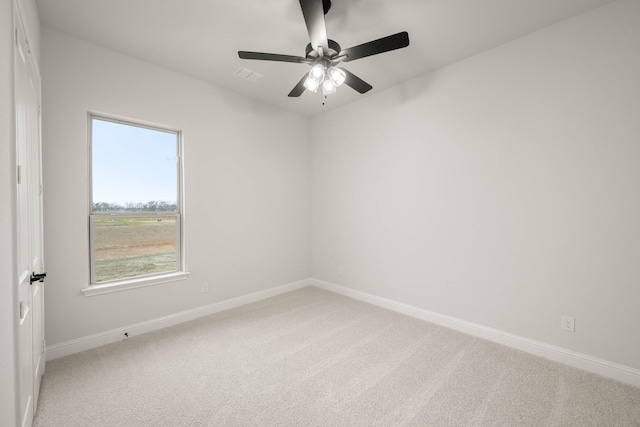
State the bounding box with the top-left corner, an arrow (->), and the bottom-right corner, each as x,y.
238,0 -> 410,98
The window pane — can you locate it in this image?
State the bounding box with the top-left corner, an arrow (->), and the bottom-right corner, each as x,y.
93,217 -> 177,283
92,118 -> 177,212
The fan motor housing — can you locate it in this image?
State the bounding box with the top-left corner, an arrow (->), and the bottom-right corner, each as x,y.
305,39 -> 341,60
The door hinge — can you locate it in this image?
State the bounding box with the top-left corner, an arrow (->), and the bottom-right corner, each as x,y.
17,165 -> 21,184
15,28 -> 18,47
42,340 -> 46,354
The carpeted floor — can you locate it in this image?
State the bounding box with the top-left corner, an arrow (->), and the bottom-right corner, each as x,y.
34,287 -> 640,426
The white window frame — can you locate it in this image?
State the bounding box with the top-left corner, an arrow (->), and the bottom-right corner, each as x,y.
83,113 -> 188,296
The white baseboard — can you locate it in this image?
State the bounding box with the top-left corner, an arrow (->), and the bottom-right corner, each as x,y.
46,278 -> 312,361
311,279 -> 640,388
46,277 -> 640,388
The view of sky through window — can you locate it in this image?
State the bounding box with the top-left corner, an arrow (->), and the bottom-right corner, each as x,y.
92,118 -> 178,208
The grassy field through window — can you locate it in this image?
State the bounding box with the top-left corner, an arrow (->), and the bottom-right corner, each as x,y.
94,217 -> 177,282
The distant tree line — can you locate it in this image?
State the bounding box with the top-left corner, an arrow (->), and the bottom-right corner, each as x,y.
93,200 -> 177,212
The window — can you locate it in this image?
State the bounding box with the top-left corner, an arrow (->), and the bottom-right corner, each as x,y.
88,114 -> 184,287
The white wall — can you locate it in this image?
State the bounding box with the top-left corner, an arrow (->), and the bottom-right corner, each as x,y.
311,0 -> 640,370
2,1 -> 40,424
41,28 -> 310,346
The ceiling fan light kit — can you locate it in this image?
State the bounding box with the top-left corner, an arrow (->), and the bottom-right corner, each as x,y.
304,64 -> 345,95
238,0 -> 410,99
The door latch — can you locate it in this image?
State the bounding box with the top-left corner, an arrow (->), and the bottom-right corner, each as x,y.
30,272 -> 47,284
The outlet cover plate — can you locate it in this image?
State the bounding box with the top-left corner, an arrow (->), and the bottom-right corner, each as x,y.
562,315 -> 575,332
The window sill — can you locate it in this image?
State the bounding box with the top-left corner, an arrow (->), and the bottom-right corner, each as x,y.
82,271 -> 190,297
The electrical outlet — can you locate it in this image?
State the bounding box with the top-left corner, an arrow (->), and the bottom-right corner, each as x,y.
202,282 -> 209,293
561,316 -> 575,332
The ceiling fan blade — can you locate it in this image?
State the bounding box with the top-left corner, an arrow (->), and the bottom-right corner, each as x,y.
342,68 -> 372,94
340,31 -> 410,62
288,74 -> 308,97
299,0 -> 329,52
238,51 -> 311,64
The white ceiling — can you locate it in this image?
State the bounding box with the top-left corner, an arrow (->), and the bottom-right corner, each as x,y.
37,0 -> 615,117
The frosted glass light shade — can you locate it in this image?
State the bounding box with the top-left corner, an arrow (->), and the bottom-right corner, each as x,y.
322,79 -> 336,95
310,64 -> 325,80
304,76 -> 320,92
328,67 -> 346,86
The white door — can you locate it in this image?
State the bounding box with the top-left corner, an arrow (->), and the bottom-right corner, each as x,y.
28,40 -> 46,410
15,7 -> 45,427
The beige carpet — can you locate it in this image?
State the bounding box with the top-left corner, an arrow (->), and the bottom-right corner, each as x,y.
34,287 -> 640,426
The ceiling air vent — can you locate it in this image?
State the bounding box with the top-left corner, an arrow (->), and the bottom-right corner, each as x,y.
234,67 -> 263,83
